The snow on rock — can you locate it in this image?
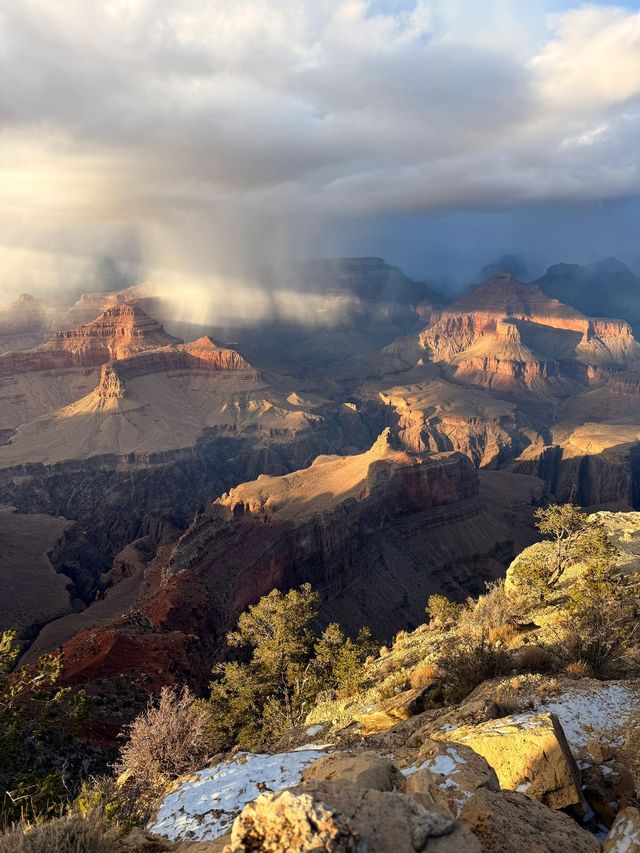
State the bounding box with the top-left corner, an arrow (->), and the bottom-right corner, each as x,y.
536,683 -> 639,753
148,749 -> 327,842
401,746 -> 488,816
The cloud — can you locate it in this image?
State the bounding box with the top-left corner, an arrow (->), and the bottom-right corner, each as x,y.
0,0 -> 639,300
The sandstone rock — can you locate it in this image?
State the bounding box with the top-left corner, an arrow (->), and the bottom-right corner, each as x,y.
433,712 -> 581,809
226,790 -> 359,852
407,699 -> 501,747
604,806 -> 640,852
582,760 -> 635,827
403,769 -> 455,820
39,303 -> 181,366
404,740 -> 500,817
224,780 -> 481,852
584,739 -> 615,764
460,788 -> 600,853
302,751 -> 404,791
355,685 -> 440,734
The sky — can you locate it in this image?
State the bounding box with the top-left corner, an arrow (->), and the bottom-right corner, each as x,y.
1,0 -> 640,304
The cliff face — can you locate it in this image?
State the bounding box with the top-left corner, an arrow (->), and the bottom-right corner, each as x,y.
39,303 -> 180,365
96,336 -> 256,398
0,293 -> 66,353
56,433 -> 505,687
417,274 -> 639,395
535,258 -> 640,333
0,303 -> 180,377
144,432 -> 480,637
510,436 -> 640,507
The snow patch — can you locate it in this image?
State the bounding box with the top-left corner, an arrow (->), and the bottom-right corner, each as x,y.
424,754 -> 458,777
149,749 -> 326,842
538,684 -> 637,751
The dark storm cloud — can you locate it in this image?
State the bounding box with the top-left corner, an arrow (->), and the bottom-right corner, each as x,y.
0,1 -> 639,303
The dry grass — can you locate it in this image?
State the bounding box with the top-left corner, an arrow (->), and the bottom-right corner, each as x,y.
564,660 -> 594,679
439,635 -> 511,703
0,812 -> 119,853
535,676 -> 561,696
375,671 -> 410,701
488,623 -> 518,648
409,662 -> 440,689
393,629 -> 409,648
116,685 -> 210,791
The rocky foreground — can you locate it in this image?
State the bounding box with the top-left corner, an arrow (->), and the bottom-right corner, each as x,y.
125,676 -> 640,852
95,510 -> 640,852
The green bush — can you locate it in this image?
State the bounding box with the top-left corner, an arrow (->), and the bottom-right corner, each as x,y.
0,630 -> 89,824
206,585 -> 376,750
425,594 -> 463,627
511,504 -> 618,598
553,566 -> 639,678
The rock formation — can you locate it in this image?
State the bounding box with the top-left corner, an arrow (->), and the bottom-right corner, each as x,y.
536,257 -> 640,334
0,292 -> 66,353
357,269 -> 640,507
40,303 -> 180,363
43,432 -> 536,688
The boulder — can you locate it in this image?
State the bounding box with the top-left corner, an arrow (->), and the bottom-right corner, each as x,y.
403,769 -> 455,820
303,751 -> 404,791
404,740 -> 499,817
224,780 -> 482,852
604,807 -> 640,853
355,685 -> 440,734
406,699 -> 500,749
460,788 -> 600,853
433,711 -> 581,809
582,760 -> 635,827
225,790 -> 358,852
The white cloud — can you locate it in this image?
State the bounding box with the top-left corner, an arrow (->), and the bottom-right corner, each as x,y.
0,0 -> 639,298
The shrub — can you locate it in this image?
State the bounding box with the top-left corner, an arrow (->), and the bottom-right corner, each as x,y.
409,662 -> 439,689
378,657 -> 403,678
512,644 -> 555,674
510,504 -> 618,598
0,630 -> 90,824
117,685 -> 209,791
553,566 -> 639,678
462,580 -> 529,637
426,595 -> 462,628
206,585 -> 377,750
488,623 -> 518,648
393,630 -> 409,649
438,634 -> 511,703
0,812 -> 118,853
376,671 -> 411,701
319,626 -> 377,697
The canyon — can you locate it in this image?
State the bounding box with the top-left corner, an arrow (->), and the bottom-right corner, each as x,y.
48,430 -> 540,689
2,256 -> 640,694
